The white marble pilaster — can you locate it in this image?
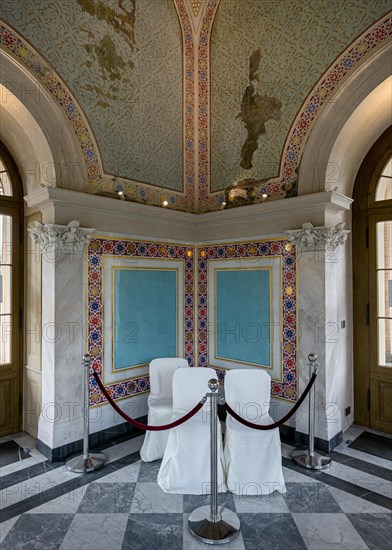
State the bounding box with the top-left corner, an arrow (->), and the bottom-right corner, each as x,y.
28,221 -> 95,450
287,223 -> 350,443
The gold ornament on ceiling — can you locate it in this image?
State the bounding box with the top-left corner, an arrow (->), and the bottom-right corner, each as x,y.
191,0 -> 202,17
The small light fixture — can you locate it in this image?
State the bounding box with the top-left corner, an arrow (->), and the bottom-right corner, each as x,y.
220,201 -> 227,210
262,193 -> 268,198
115,184 -> 125,200
163,200 -> 169,207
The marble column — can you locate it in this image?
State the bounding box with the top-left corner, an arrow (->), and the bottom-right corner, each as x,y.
28,221 -> 95,454
286,223 -> 350,446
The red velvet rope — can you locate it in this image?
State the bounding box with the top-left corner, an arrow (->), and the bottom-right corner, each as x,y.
92,370 -> 204,431
224,372 -> 318,430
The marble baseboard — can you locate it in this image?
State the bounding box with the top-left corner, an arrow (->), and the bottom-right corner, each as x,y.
37,418 -> 147,462
280,426 -> 343,453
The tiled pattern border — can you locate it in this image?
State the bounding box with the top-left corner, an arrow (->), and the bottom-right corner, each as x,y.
197,238 -> 298,402
196,0 -> 220,211
87,236 -> 298,404
86,237 -> 195,405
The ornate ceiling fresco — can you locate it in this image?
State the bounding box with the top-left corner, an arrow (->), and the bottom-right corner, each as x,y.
0,0 -> 391,212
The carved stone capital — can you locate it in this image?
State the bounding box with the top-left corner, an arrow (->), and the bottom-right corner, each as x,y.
27,220 -> 95,252
285,222 -> 350,252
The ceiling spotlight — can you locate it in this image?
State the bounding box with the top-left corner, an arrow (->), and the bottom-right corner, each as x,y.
221,201 -> 227,210
262,193 -> 268,198
163,200 -> 169,207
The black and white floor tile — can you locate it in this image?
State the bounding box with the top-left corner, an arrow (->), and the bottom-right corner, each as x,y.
0,427 -> 391,550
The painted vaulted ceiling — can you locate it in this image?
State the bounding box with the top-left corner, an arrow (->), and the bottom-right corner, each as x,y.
0,0 -> 391,212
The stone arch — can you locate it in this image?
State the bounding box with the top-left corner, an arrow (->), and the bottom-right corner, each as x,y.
298,42 -> 391,199
0,50 -> 91,196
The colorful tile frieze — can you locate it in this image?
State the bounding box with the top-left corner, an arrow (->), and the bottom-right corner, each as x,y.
87,238 -> 195,406
87,235 -> 297,404
197,239 -> 298,402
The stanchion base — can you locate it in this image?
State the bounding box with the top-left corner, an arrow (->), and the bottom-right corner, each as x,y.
291,449 -> 332,470
188,505 -> 240,545
66,453 -> 106,473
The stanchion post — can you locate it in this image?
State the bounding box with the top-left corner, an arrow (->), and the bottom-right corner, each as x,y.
188,379 -> 240,545
66,354 -> 106,473
291,353 -> 332,470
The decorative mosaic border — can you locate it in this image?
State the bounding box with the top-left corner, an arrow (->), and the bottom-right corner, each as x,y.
203,12 -> 392,209
86,237 -> 195,405
197,239 -> 298,402
173,0 -> 196,211
196,0 -> 220,212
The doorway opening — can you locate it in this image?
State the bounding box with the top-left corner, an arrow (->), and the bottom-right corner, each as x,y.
0,141 -> 23,437
353,126 -> 392,433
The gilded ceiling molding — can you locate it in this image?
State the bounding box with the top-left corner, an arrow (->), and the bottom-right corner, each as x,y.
203,13 -> 392,211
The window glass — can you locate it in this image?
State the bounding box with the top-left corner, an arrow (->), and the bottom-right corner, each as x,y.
375,157 -> 392,201
0,159 -> 13,196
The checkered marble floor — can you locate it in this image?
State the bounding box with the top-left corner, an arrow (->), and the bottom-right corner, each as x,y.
0,431 -> 391,550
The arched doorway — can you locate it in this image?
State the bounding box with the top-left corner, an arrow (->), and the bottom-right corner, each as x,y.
353,125 -> 392,433
0,141 -> 23,436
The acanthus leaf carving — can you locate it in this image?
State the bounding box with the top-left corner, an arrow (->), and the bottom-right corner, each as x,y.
27,220 -> 95,252
285,222 -> 350,252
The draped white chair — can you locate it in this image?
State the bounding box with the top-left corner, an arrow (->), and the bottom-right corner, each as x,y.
158,367 -> 226,494
224,369 -> 286,496
140,357 -> 189,462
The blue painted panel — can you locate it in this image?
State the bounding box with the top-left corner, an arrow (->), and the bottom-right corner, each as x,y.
216,269 -> 271,366
113,269 -> 177,369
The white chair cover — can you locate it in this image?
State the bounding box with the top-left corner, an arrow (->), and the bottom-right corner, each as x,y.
224,369 -> 286,496
140,357 -> 189,462
157,367 -> 226,494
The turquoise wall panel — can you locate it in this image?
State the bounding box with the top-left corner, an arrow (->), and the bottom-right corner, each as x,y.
216,269 -> 271,366
114,269 -> 177,369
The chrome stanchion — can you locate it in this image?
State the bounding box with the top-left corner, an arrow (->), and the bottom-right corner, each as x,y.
66,354 -> 106,473
291,353 -> 332,470
188,379 -> 240,545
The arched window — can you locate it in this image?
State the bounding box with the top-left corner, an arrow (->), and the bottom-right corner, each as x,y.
353,127 -> 392,433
